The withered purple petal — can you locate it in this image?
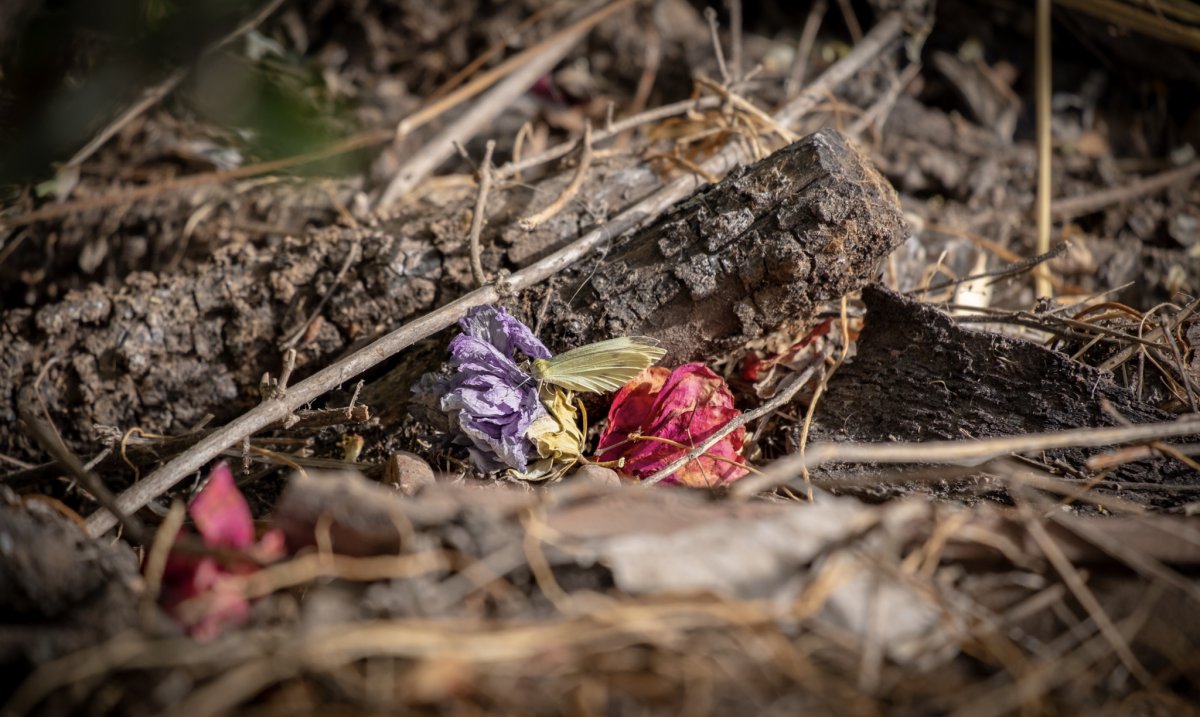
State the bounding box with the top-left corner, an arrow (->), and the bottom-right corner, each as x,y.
458,305 -> 551,360
441,332 -> 545,472
415,305 -> 549,473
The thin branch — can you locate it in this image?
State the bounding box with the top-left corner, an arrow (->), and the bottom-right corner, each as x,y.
613,19 -> 661,152
704,7 -> 732,85
907,240 -> 1069,297
518,122 -> 594,231
1052,159 -> 1200,219
726,0 -> 743,81
64,68 -> 187,171
733,417 -> 1200,497
0,130 -> 393,229
375,0 -> 631,208
847,62 -> 920,138
773,16 -> 902,130
468,140 -> 497,287
392,0 -> 636,142
786,0 -> 827,97
428,2 -> 565,101
19,402 -> 149,545
836,0 -> 864,43
86,12 -> 907,537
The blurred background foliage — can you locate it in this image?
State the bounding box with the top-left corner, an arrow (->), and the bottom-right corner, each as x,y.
0,0 -> 351,184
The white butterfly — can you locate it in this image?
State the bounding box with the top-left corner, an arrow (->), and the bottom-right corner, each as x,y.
530,336 -> 667,394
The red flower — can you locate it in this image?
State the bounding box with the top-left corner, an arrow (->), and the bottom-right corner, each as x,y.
158,462 -> 285,640
597,363 -> 747,486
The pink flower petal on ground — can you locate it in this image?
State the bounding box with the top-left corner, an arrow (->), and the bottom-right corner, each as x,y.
597,367 -> 670,462
597,363 -> 747,486
152,462 -> 285,640
189,461 -> 253,549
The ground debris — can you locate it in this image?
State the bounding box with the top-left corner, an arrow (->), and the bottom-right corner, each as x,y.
0,226 -> 440,463
7,472 -> 1200,716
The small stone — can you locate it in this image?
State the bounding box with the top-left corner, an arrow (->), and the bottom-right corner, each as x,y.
571,465 -> 623,487
385,452 -> 436,495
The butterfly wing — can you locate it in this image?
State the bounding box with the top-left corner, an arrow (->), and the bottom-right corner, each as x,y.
532,337 -> 667,394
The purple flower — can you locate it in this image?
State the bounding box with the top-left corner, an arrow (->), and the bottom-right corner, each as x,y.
415,305 -> 550,472
458,304 -> 551,361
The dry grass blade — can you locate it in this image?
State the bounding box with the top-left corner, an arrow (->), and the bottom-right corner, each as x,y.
1033,0 -> 1054,298
517,122 -> 595,231
1014,492 -> 1152,684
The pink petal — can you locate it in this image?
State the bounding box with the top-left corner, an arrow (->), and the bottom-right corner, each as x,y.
249,529 -> 287,565
151,463 -> 288,640
181,575 -> 252,641
597,363 -> 748,485
597,367 -> 669,462
189,462 -> 254,550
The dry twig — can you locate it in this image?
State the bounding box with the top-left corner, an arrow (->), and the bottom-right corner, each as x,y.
517,122 -> 594,231
467,140 -> 497,288
375,0 -> 630,208
786,0 -> 827,97
734,417 -> 1200,497
1051,159 -> 1200,219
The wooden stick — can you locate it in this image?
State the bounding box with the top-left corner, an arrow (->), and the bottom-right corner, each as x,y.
375,0 -> 637,208
1051,160 -> 1200,219
467,141 -> 497,287
1034,0 -> 1054,298
786,0 -> 826,98
732,417 -> 1200,497
517,122 -> 594,230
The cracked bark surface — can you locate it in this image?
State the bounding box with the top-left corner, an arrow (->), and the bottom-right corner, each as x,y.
533,129 -> 908,360
0,226 -> 443,459
807,286 -> 1195,508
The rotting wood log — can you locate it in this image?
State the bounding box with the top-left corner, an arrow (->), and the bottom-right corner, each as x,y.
532,128 -> 907,360
362,128 -> 908,418
807,286 -> 1198,508
0,225 -> 443,460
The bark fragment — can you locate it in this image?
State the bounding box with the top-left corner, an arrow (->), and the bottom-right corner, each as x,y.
534,129 -> 908,360
808,286 -> 1196,506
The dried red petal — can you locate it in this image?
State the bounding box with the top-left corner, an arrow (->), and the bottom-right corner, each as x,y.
189,461 -> 253,550
597,367 -> 670,462
597,363 -> 747,486
741,352 -> 764,381
154,462 -> 284,640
